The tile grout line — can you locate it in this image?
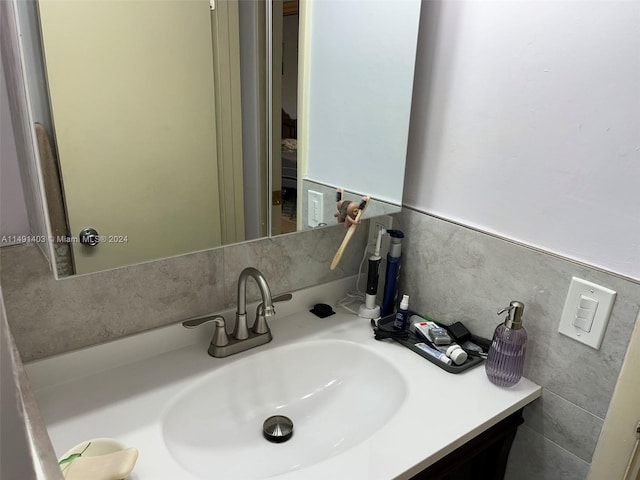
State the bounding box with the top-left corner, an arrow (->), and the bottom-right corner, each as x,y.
400,205 -> 640,286
519,424 -> 592,467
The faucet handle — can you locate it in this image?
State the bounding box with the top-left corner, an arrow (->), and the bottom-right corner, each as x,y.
261,294 -> 288,317
182,315 -> 229,347
255,293 -> 293,317
274,293 -> 294,302
253,293 -> 292,334
182,314 -> 225,329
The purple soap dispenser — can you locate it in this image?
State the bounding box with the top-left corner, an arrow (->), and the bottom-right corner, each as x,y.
485,301 -> 528,387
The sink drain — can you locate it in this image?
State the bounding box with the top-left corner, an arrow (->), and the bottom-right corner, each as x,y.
263,415 -> 294,443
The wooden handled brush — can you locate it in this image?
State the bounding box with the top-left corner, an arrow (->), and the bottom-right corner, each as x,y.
330,197 -> 369,270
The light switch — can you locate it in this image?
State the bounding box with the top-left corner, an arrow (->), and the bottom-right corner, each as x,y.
307,190 -> 323,227
558,277 -> 616,349
579,295 -> 598,310
573,295 -> 598,332
573,315 -> 592,332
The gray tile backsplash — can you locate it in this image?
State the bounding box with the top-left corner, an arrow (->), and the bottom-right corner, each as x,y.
506,425 -> 591,480
3,206 -> 639,479
395,208 -> 640,477
523,391 -> 603,463
0,223 -> 367,361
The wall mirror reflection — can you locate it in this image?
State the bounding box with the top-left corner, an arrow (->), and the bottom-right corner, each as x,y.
4,0 -> 420,278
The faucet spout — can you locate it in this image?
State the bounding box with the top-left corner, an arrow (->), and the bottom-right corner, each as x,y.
183,267 -> 287,358
234,267 -> 274,340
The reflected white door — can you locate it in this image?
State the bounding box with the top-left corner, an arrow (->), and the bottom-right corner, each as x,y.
39,0 -> 222,274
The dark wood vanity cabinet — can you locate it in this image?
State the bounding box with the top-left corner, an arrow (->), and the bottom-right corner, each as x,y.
409,408 -> 524,480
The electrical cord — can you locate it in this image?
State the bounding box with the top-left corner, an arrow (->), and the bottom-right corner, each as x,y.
336,239 -> 371,314
335,292 -> 363,314
371,318 -> 409,341
354,240 -> 369,295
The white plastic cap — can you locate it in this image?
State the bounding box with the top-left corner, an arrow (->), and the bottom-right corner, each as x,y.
400,295 -> 409,310
438,355 -> 452,365
446,345 -> 468,365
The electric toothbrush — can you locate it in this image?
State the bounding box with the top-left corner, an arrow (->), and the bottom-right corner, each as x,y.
358,227 -> 385,319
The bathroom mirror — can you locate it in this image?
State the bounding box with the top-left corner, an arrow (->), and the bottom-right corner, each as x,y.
24,0 -> 420,277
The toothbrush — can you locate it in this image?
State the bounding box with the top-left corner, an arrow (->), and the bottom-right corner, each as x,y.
330,196 -> 369,270
357,227 -> 386,319
366,227 -> 384,298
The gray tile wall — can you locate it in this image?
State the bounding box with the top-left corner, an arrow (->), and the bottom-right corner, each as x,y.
0,223 -> 367,361
3,205 -> 640,478
395,208 -> 640,478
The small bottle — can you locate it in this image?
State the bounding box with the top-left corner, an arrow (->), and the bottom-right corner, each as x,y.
393,294 -> 410,330
485,301 -> 528,387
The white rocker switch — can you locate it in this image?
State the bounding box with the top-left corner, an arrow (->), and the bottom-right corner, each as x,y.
573,295 -> 598,332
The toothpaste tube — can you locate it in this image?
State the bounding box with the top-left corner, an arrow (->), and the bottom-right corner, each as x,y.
415,342 -> 452,365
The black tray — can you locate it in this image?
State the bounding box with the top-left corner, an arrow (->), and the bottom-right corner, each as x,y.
377,314 -> 490,374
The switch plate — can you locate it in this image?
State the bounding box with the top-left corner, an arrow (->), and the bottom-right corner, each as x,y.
558,277 -> 616,350
307,190 -> 323,227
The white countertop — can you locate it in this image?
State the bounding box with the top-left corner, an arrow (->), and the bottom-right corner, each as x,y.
26,277 -> 541,480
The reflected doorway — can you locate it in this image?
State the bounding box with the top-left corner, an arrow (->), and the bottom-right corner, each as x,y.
275,1 -> 299,234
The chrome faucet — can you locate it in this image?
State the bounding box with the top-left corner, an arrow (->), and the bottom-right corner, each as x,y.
182,268 -> 291,358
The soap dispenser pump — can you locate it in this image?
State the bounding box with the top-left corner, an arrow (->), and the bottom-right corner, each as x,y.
485,301 -> 528,387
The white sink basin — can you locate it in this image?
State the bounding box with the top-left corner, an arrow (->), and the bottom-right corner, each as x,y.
162,339 -> 407,479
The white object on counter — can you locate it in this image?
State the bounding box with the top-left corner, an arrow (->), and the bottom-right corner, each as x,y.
446,344 -> 468,365
58,438 -> 138,480
63,450 -> 138,480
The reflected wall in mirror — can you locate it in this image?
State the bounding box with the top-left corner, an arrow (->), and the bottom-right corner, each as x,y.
300,180 -> 401,230
299,0 -> 420,212
10,0 -> 420,278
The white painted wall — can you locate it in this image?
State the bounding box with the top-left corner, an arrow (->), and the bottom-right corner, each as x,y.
305,0 -> 421,205
1,55 -> 30,240
404,0 -> 640,280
